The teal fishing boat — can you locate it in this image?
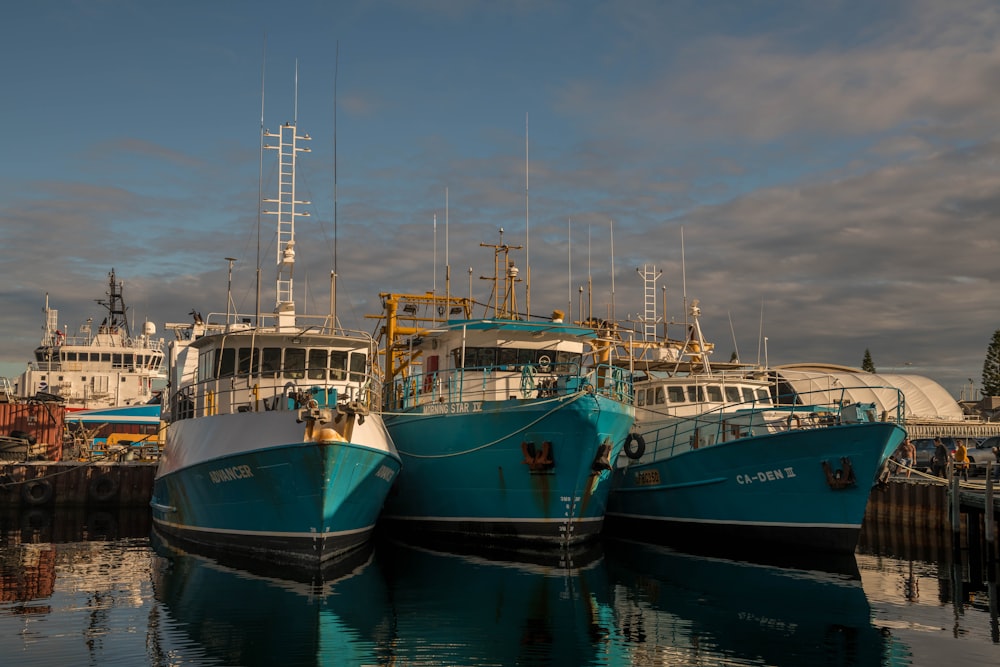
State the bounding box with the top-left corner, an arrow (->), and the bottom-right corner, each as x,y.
150,109 -> 399,565
606,272 -> 906,555
371,234 -> 634,547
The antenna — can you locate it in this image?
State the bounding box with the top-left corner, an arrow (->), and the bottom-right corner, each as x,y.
225,257 -> 237,326
332,41 -> 339,321
757,298 -> 765,366
681,226 -> 688,333
445,187 -> 451,317
728,311 -> 741,363
525,112 -> 530,318
433,213 -> 437,298
609,218 -> 615,323
567,217 -> 572,322
255,35 -> 267,327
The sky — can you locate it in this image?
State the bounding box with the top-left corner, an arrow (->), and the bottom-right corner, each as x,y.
2,0 -> 999,399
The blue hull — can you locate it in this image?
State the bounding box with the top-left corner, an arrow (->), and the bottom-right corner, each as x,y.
606,421 -> 905,554
382,393 -> 634,546
151,435 -> 400,565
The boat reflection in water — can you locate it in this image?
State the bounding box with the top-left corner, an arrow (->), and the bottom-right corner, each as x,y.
150,529 -> 396,666
377,537 -> 613,666
603,538 -> 905,666
150,528 -> 909,666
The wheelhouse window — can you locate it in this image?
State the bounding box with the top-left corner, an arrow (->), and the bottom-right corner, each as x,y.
686,386 -> 705,402
307,349 -> 328,380
284,348 -> 306,379
742,387 -> 755,403
655,387 -> 666,405
330,351 -> 348,380
756,388 -> 771,404
238,347 -> 258,376
667,386 -> 684,403
707,385 -> 723,402
636,389 -> 645,406
217,348 -> 236,378
349,351 -> 367,381
260,347 -> 281,378
725,386 -> 741,402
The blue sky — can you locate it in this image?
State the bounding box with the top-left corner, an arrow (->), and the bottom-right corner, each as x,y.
2,0 -> 999,398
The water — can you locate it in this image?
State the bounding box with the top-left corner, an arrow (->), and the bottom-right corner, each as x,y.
0,509 -> 997,666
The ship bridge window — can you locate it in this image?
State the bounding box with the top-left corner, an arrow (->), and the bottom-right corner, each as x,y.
112,354 -> 123,368
742,387 -> 755,403
686,386 -> 705,402
308,349 -> 328,380
667,386 -> 684,403
101,353 -> 111,363
655,387 -> 666,405
349,351 -> 366,381
636,389 -> 645,406
707,385 -> 723,402
756,388 -> 771,404
238,347 -> 258,375
260,347 -> 281,378
65,352 -> 77,362
216,348 -> 236,378
330,351 -> 348,380
498,347 -> 518,367
284,348 -> 306,379
725,386 -> 741,402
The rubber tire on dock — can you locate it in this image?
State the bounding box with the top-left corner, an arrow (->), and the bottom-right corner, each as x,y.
89,474 -> 119,503
21,479 -> 53,506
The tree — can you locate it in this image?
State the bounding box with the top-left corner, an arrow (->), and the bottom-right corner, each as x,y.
982,330 -> 1000,396
862,349 -> 876,373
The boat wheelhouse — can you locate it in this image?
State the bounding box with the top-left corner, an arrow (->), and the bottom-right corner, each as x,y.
371,234 -> 634,547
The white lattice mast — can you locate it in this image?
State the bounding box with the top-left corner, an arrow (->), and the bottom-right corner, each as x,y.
637,264 -> 662,342
263,121 -> 311,330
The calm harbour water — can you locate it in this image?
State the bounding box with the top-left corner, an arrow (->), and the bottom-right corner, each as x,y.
0,508 -> 997,667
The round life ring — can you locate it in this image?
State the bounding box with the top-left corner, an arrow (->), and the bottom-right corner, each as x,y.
624,433 -> 646,459
21,479 -> 54,506
89,474 -> 119,503
537,355 -> 552,373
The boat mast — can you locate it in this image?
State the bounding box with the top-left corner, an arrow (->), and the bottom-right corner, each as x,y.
262,64 -> 311,331
97,269 -> 130,338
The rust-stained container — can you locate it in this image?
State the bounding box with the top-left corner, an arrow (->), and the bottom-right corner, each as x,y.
0,402 -> 65,461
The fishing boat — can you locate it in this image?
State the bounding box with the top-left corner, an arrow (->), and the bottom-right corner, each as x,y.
604,266 -> 906,555
369,232 -> 635,547
150,115 -> 400,565
11,269 -> 165,411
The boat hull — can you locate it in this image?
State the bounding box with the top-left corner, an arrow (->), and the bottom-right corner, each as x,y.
606,422 -> 905,555
151,411 -> 400,565
381,393 -> 634,546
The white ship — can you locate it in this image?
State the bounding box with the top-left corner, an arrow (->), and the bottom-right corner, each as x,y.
12,269 -> 165,411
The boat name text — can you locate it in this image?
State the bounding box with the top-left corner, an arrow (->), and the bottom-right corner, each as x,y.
375,465 -> 395,482
422,401 -> 484,415
634,469 -> 661,486
736,467 -> 796,485
209,465 -> 254,484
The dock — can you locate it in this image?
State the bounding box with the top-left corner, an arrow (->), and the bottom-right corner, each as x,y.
0,461 -> 156,509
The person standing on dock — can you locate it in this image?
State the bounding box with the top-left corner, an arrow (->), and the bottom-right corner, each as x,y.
931,437 -> 950,477
898,437 -> 916,478
953,440 -> 970,481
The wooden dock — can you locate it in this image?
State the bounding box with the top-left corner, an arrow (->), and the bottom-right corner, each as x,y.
0,461 -> 156,509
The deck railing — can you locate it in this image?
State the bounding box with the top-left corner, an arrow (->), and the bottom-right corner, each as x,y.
638,385 -> 906,461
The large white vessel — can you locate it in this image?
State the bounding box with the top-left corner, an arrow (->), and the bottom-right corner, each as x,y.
12,269 -> 165,411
